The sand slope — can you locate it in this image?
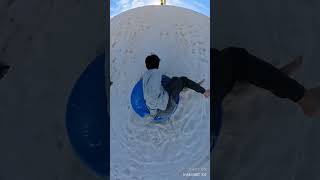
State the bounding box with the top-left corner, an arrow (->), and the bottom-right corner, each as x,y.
110,6 -> 210,180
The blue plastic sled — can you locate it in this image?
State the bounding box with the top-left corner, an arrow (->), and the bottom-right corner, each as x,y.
131,77 -> 179,123
66,54 -> 109,177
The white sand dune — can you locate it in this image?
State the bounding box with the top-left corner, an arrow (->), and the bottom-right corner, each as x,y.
110,6 -> 210,180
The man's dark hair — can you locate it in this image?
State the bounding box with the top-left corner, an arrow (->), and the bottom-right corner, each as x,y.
145,54 -> 160,70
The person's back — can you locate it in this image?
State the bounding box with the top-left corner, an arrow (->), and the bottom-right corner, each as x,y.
142,68 -> 169,116
142,54 -> 169,116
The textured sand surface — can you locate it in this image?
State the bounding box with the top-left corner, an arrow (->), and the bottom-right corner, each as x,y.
110,6 -> 210,180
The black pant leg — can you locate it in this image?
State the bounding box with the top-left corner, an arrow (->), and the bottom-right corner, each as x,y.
164,77 -> 183,100
225,47 -> 306,102
165,76 -> 206,102
180,77 -> 206,94
210,47 -> 306,150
